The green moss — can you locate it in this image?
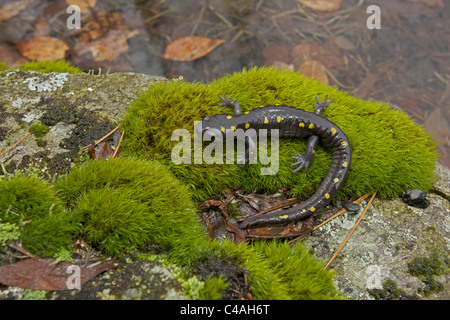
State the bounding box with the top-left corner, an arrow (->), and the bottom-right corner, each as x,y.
54,157 -> 208,257
0,174 -> 76,257
408,251 -> 447,295
18,60 -> 82,74
120,67 -> 438,202
29,123 -> 49,138
199,275 -> 228,300
0,221 -> 20,246
368,280 -> 411,300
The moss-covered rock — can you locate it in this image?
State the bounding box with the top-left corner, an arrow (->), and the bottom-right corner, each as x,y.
0,174 -> 75,257
54,157 -> 206,258
121,67 -> 438,202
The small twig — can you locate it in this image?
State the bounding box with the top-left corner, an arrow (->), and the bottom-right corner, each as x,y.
0,132 -> 33,158
7,243 -> 38,259
112,130 -> 124,159
324,191 -> 377,269
82,125 -> 120,151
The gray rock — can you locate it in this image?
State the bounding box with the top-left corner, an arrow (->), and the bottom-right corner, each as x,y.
304,163 -> 449,300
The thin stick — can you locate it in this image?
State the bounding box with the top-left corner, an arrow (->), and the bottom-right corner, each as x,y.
288,192 -> 372,244
112,130 -> 124,159
0,132 -> 33,158
82,125 -> 120,151
7,243 -> 38,259
324,191 -> 377,269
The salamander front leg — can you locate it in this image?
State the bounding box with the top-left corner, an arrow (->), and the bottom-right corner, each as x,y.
290,135 -> 319,173
313,95 -> 334,116
218,94 -> 241,115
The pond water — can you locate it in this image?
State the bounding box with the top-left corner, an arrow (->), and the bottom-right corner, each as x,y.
0,0 -> 448,167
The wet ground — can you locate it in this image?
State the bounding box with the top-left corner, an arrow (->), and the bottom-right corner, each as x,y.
0,0 -> 449,167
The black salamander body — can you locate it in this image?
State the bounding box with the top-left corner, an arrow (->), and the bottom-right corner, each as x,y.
198,96 -> 351,229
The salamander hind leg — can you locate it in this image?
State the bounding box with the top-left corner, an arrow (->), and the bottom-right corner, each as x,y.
218,94 -> 241,115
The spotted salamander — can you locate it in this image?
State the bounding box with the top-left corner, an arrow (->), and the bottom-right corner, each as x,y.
197,95 -> 351,229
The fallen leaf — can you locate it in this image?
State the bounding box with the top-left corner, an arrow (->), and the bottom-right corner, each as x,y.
75,29 -> 139,62
419,0 -> 444,7
262,43 -> 290,65
17,36 -> 69,61
162,36 -> 225,61
297,60 -> 329,85
88,142 -> 115,160
0,258 -> 116,291
0,0 -> 32,22
333,36 -> 356,51
33,17 -> 50,37
297,0 -> 342,11
291,43 -> 344,68
0,44 -> 27,67
352,73 -> 378,99
65,0 -> 97,12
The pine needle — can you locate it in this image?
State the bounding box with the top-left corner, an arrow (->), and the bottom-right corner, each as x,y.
112,130 -> 124,159
289,192 -> 372,244
82,125 -> 120,151
324,191 -> 377,269
0,132 -> 33,158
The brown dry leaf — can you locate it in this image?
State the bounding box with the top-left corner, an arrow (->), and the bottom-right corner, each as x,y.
419,0 -> 444,7
33,17 -> 50,37
262,43 -> 290,65
88,142 -> 115,160
297,0 -> 342,11
352,73 -> 378,99
75,29 -> 139,62
297,60 -> 329,85
65,0 -> 97,12
0,0 -> 32,22
162,36 -> 225,61
17,36 -> 69,61
291,43 -> 344,69
0,258 -> 116,291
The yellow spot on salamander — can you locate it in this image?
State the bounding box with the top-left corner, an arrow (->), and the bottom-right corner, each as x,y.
302,209 -> 306,213
220,127 -> 225,133
308,123 -> 314,129
279,215 -> 288,219
277,116 -> 284,123
342,161 -> 348,167
227,115 -> 232,119
299,122 -> 305,127
325,193 -> 330,199
244,111 -> 249,114
264,117 -> 268,124
331,127 -> 337,134
310,207 -> 316,212
245,123 -> 250,129
341,141 -> 348,147
334,178 -> 340,183
231,126 -> 236,131
259,105 -> 265,108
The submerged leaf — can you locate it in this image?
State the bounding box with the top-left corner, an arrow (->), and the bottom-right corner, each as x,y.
297,0 -> 342,11
17,36 -> 69,61
162,36 -> 225,61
